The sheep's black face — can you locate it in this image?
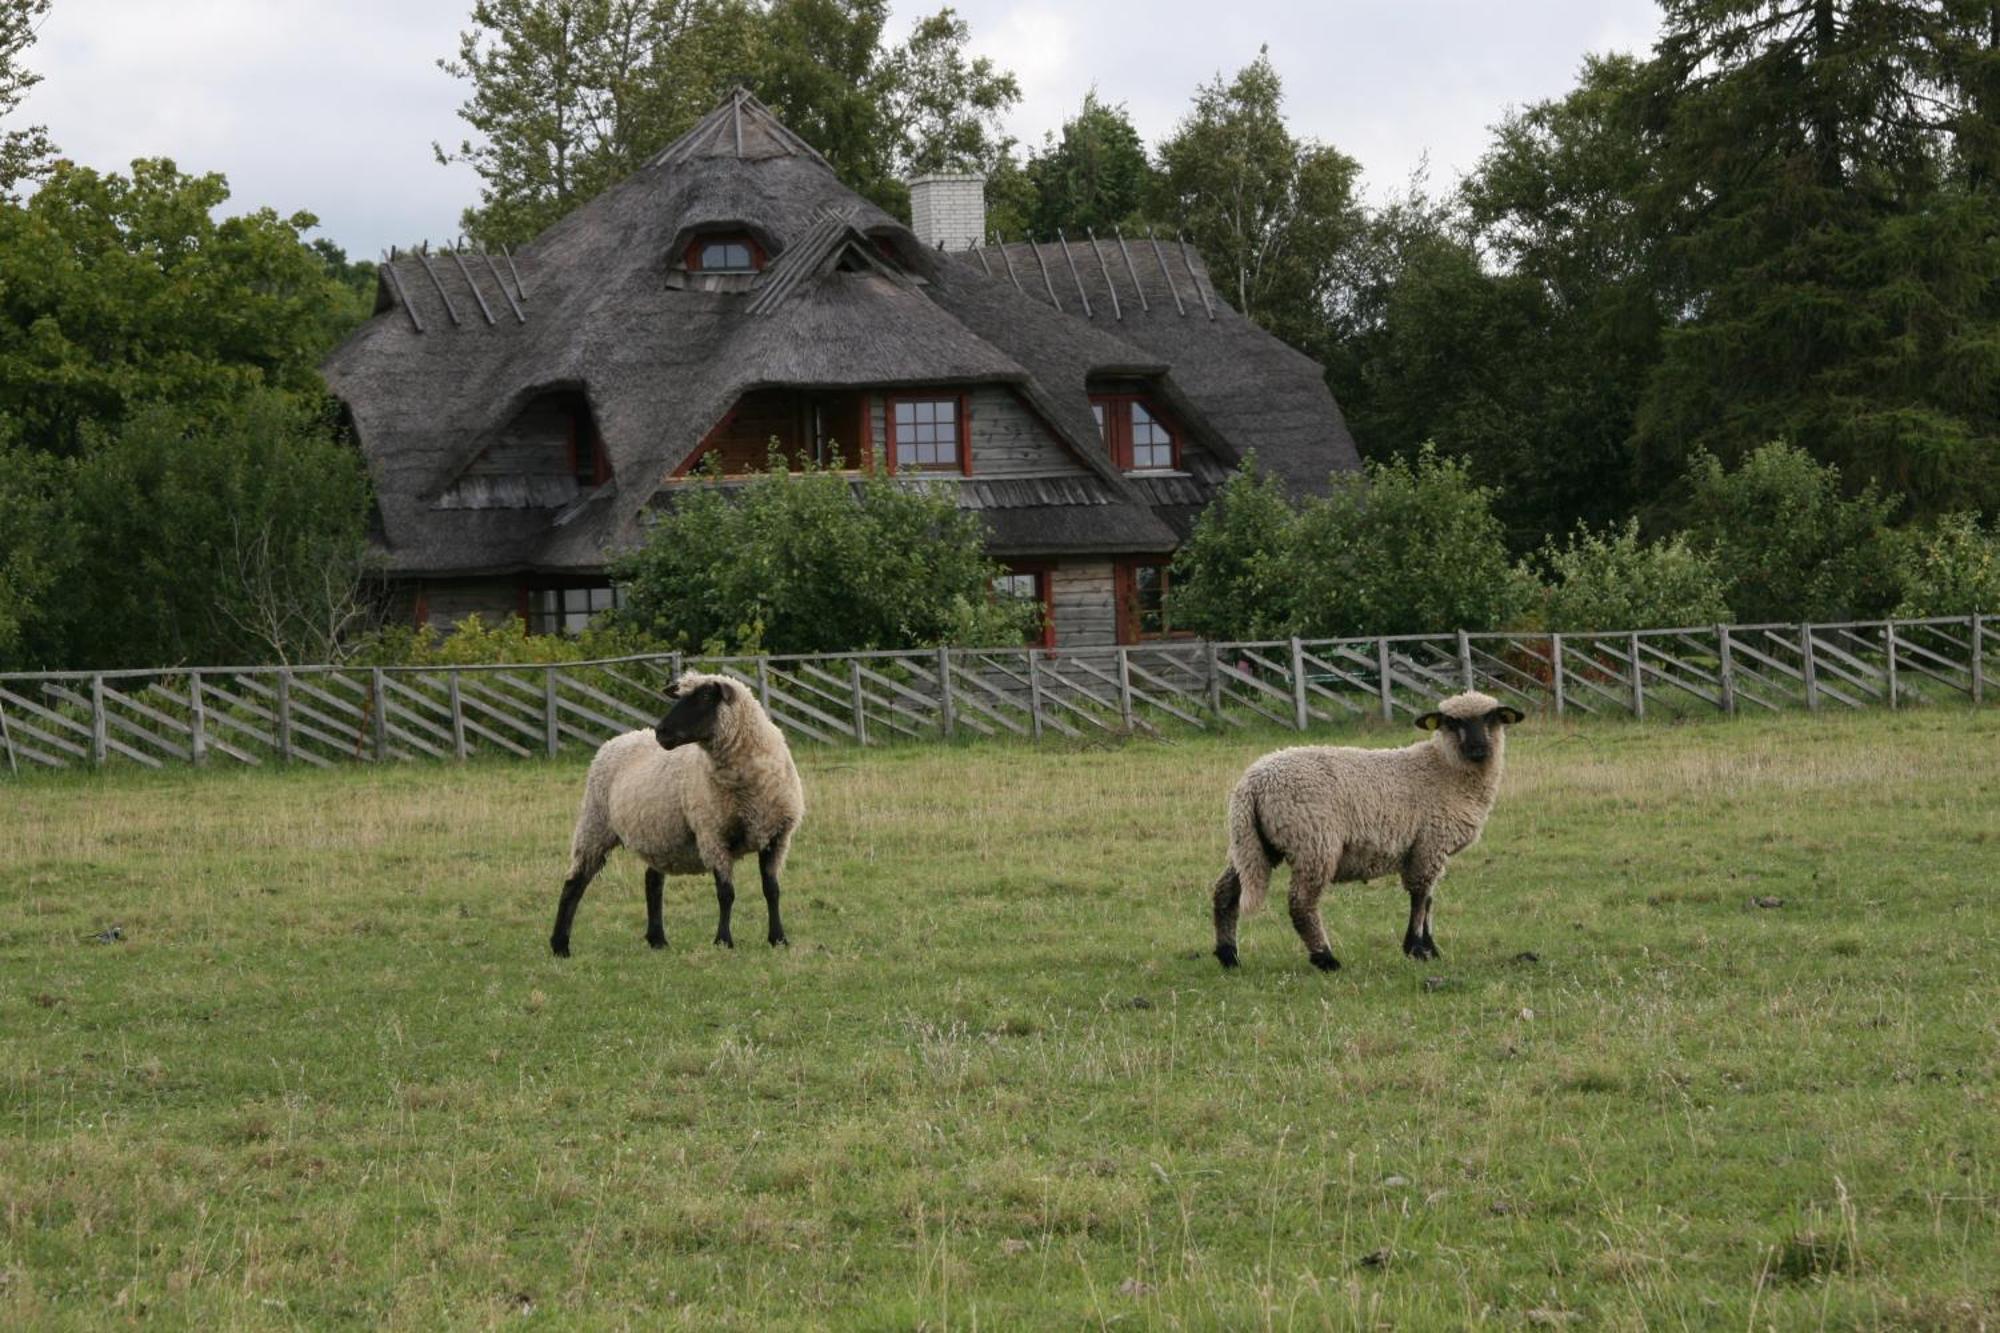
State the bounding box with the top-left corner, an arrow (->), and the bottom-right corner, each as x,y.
1415,706 -> 1522,764
657,681 -> 727,750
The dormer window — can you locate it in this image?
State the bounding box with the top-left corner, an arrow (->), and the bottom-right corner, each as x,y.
686,235 -> 764,273
1090,393 -> 1180,472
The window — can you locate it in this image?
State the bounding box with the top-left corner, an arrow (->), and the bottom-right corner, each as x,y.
1089,394 -> 1179,472
566,408 -> 608,486
994,565 -> 1054,647
1116,560 -> 1180,641
686,235 -> 764,272
888,395 -> 970,473
523,583 -> 624,636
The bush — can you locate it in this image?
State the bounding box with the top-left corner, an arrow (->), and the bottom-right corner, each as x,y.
1681,442 -> 1901,623
0,436 -> 78,669
350,613 -> 660,668
1169,456 -> 1300,640
1289,444 -> 1539,636
1538,519 -> 1730,631
1889,512 -> 2000,618
610,453 -> 1033,655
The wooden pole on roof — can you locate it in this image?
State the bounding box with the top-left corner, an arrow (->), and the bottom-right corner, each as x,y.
974,242 -> 992,277
1114,228 -> 1149,312
483,252 -> 526,322
1056,231 -> 1092,317
995,234 -> 1025,294
503,246 -> 527,301
1086,230 -> 1122,319
416,249 -> 462,327
1179,235 -> 1216,320
1147,228 -> 1186,316
380,262 -> 426,333
449,251 -> 496,325
1029,240 -> 1062,311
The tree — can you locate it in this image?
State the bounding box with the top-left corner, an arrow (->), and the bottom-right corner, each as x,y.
1169,456 -> 1300,641
1154,49 -> 1363,350
438,0 -> 760,247
612,455 -> 1031,653
1889,510 -> 2000,615
0,433 -> 76,668
886,7 -> 1020,178
752,0 -> 900,208
0,158 -> 351,457
1024,91 -> 1153,238
1537,520 -> 1730,631
0,0 -> 52,194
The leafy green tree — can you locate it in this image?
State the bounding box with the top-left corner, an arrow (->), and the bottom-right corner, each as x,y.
1537,520 -> 1729,632
1024,91 -> 1154,238
1889,510 -> 2000,616
1154,49 -> 1363,350
1168,457 -> 1300,640
612,454 -> 1031,653
1681,442 -> 1903,623
887,7 -> 1020,178
1287,445 -> 1538,637
438,0 -> 761,247
0,158 -> 351,457
0,433 -> 77,668
0,0 -> 52,194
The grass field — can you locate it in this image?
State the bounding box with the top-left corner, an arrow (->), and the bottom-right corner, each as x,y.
3,707 -> 1998,1328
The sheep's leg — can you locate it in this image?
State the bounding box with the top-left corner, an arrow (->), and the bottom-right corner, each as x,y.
1401,853 -> 1446,961
758,842 -> 789,947
712,868 -> 736,948
644,868 -> 667,950
1287,858 -> 1340,973
550,847 -> 609,958
1211,865 -> 1242,969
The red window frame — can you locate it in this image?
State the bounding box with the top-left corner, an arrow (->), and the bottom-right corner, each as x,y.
994,562 -> 1056,648
1114,558 -> 1186,643
1089,393 -> 1180,472
885,392 -> 973,475
684,234 -> 767,272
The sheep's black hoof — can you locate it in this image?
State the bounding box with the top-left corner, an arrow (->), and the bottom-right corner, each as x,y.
1403,936 -> 1439,961
1308,950 -> 1341,972
1215,943 -> 1239,969
714,933 -> 734,949
646,933 -> 667,951
550,937 -> 571,958
769,934 -> 789,948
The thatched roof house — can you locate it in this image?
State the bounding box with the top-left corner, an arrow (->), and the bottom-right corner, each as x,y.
324,89 -> 1360,646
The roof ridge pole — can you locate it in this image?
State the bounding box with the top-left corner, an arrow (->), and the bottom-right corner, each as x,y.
1148,228 -> 1186,317
1029,239 -> 1062,311
733,90 -> 744,156
483,252 -> 527,323
416,250 -> 462,327
996,233 -> 1025,294
449,251 -> 497,325
975,241 -> 992,277
380,262 -> 426,333
1179,234 -> 1216,320
1114,228 -> 1149,313
503,246 -> 528,302
1056,230 -> 1092,317
1086,229 -> 1122,320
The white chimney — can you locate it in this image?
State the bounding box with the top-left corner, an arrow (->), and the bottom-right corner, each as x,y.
907,172 -> 987,251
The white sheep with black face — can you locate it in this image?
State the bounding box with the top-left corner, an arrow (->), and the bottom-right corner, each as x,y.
550,671 -> 805,958
1209,691 -> 1523,972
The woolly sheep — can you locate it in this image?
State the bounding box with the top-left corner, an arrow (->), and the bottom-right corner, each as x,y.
549,671 -> 805,958
1210,691 -> 1523,972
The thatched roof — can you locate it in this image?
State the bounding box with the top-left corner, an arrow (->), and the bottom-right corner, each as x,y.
323,89 -> 1360,579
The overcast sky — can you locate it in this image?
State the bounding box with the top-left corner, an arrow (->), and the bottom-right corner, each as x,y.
17,0 -> 1663,258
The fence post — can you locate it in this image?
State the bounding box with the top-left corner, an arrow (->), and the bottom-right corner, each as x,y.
1885,621 -> 1900,709
1289,637 -> 1309,731
756,658 -> 773,713
1206,640 -> 1223,720
1457,629 -> 1474,691
1376,638 -> 1394,722
1716,625 -> 1736,716
669,651 -> 683,686
937,645 -> 956,739
1973,614 -> 1985,704
448,670 -> 467,761
1117,646 -> 1135,730
1629,632 -> 1645,720
0,697 -> 15,776
1027,649 -> 1045,741
1800,625 -> 1820,711
190,672 -> 208,766
277,668 -> 294,764
1551,634 -> 1565,718
850,659 -> 868,746
89,673 -> 107,768
372,668 -> 389,760
542,666 -> 558,758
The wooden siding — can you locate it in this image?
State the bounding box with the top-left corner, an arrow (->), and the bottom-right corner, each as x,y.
436,394 -> 594,510
865,386 -> 1086,479
1050,560 -> 1118,648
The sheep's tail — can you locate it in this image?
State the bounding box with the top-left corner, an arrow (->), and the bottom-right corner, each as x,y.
1227,781 -> 1282,914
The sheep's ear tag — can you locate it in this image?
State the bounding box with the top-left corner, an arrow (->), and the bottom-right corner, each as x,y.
1415,712 -> 1443,732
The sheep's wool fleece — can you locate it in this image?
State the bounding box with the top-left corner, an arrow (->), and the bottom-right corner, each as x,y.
1235,690 -> 1509,886
571,674 -> 804,877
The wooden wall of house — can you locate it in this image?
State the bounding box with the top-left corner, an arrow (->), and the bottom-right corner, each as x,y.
1050,560 -> 1117,648
864,387 -> 1088,478
701,390 -> 806,474
462,400 -> 576,479
412,578 -> 524,632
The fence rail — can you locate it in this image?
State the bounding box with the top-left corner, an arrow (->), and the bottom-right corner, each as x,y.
3,617 -> 1993,776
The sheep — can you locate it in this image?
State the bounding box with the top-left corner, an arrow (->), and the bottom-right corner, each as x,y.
549,671 -> 805,958
1209,690 -> 1523,972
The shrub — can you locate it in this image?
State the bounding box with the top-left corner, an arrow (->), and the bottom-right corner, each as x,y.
610,453 -> 1032,655
1889,512 -> 2000,618
1538,519 -> 1730,631
351,613 -> 659,668
1680,442 -> 1901,623
1169,456 -> 1301,640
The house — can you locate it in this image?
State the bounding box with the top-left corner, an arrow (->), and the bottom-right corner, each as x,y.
323,89 -> 1361,647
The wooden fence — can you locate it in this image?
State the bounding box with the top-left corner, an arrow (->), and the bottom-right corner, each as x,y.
2,617 -> 1994,776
